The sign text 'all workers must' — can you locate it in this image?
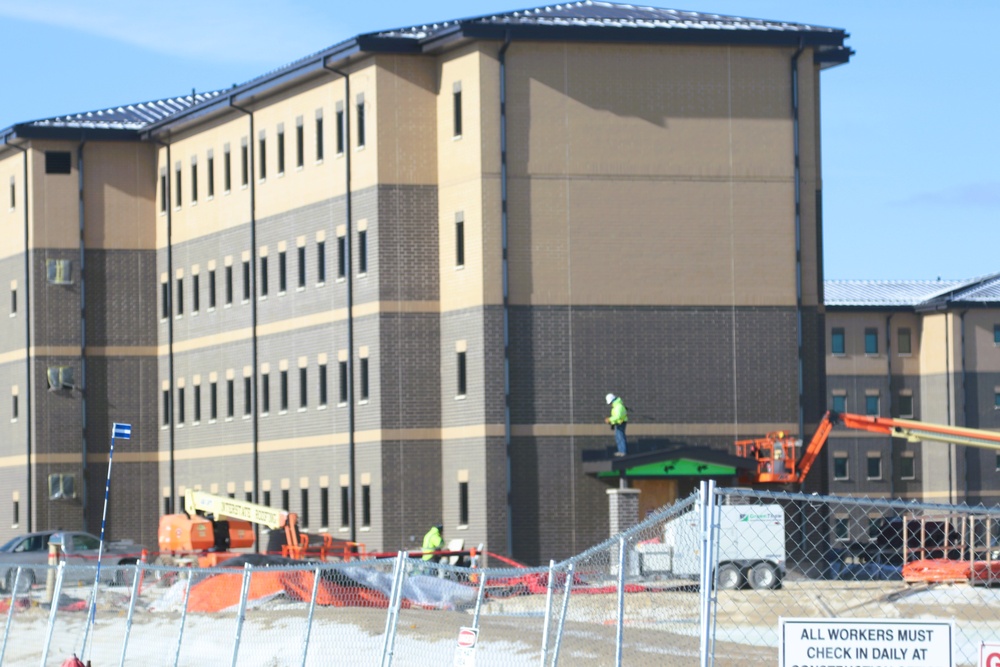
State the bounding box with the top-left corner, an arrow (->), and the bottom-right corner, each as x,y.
780,618 -> 953,667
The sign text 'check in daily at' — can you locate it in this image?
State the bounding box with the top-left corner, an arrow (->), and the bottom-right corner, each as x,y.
780,618 -> 954,667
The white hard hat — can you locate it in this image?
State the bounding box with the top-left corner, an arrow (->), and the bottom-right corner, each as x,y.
606,393 -> 616,405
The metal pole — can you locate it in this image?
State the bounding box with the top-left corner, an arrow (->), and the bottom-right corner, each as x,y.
118,562 -> 143,667
381,551 -> 407,667
0,568 -> 21,664
82,433 -> 118,657
615,537 -> 627,667
551,562 -> 575,667
300,564 -> 322,667
471,572 -> 488,629
40,561 -> 65,667
230,563 -> 253,667
539,560 -> 557,667
172,571 -> 193,667
705,479 -> 719,667
698,480 -> 710,667
379,553 -> 403,664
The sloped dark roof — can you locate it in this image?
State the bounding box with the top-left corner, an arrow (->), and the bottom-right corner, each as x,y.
826,273 -> 1000,309
3,92 -> 223,143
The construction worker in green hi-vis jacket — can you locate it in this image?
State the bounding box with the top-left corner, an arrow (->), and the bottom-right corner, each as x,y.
605,393 -> 629,457
422,523 -> 444,562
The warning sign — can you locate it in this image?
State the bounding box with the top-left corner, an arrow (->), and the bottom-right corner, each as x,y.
780,618 -> 953,667
980,642 -> 1000,667
453,626 -> 479,667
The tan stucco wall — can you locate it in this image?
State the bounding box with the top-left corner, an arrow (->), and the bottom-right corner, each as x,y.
826,312 -> 893,377
0,150 -> 27,260
962,310 -> 1000,373
499,42 -> 801,307
83,142 -> 157,249
376,55 -> 438,186
29,140 -> 80,250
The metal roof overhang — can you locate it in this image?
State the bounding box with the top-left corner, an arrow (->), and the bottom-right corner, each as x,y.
582,444 -> 755,479
4,124 -> 142,143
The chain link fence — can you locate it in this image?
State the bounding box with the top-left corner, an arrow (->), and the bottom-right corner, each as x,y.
2,487 -> 1000,665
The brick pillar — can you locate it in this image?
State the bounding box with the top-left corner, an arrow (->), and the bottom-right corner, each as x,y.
606,488 -> 641,537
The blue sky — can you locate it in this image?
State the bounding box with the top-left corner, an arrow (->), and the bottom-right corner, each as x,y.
0,0 -> 996,282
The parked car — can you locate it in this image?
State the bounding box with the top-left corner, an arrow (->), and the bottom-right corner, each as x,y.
825,542 -> 902,581
0,530 -> 145,592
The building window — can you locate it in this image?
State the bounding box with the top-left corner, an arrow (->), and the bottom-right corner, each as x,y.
834,517 -> 848,541
317,241 -> 326,283
241,139 -> 249,187
453,83 -> 462,137
316,110 -> 325,161
457,351 -> 467,397
177,386 -> 185,424
190,158 -> 198,203
263,490 -> 271,507
361,483 -> 371,527
208,269 -> 217,309
194,384 -> 201,423
337,235 -> 346,279
995,391 -> 1000,410
164,496 -> 172,515
898,328 -> 911,355
9,288 -> 14,316
336,105 -> 345,155
224,144 -> 232,192
258,132 -> 267,180
299,367 -> 308,409
832,395 -> 846,413
175,162 -> 182,207
898,394 -> 914,418
865,395 -> 880,416
459,481 -> 469,526
455,216 -> 465,267
277,124 -> 285,175
278,250 -> 287,293
282,489 -> 290,512
320,486 -> 329,528
360,357 -> 369,402
831,328 -> 845,355
244,377 -> 252,416
340,486 -> 349,528
225,265 -> 233,305
162,389 -> 170,426
261,372 -> 270,414
46,259 -> 73,285
161,280 -> 169,320
192,274 -> 200,313
11,395 -> 17,421
242,261 -> 251,302
280,370 -> 289,412
994,324 -> 1000,345
339,361 -> 348,404
864,328 -> 878,355
207,151 -> 215,198
298,246 -> 306,288
210,381 -> 218,421
900,454 -> 915,480
300,488 -> 309,528
319,363 -> 328,407
867,453 -> 882,480
260,256 -> 268,297
833,454 -> 849,481
159,170 -> 167,213
176,277 -> 184,316
8,177 -> 12,209
226,379 -> 234,419
13,499 -> 18,526
245,491 -> 252,503
45,151 -> 72,174
356,95 -> 365,148
357,231 -> 367,275
296,117 -> 304,168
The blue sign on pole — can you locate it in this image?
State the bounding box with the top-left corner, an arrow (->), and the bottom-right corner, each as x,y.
112,423 -> 131,440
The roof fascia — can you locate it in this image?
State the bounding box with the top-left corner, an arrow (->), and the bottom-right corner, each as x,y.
458,22 -> 846,49
144,41 -> 365,139
3,125 -> 141,142
825,305 -> 916,312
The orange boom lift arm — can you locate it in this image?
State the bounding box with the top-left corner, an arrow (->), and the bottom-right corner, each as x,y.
736,411 -> 1000,485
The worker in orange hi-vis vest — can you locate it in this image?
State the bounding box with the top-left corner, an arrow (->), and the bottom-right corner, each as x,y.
605,393 -> 629,457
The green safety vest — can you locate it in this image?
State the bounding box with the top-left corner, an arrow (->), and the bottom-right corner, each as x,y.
609,398 -> 628,425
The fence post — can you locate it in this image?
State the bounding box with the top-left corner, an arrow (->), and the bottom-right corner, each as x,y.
40,561 -> 65,667
0,567 -> 21,665
615,536 -> 627,667
383,551 -> 408,667
172,569 -> 193,667
300,564 -> 322,667
699,479 -> 718,667
551,561 -> 575,667
471,571 -> 488,629
539,559 -> 557,666
118,562 -> 143,667
230,563 -> 253,667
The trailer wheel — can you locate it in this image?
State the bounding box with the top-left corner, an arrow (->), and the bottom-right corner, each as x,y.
747,562 -> 780,590
717,563 -> 744,590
